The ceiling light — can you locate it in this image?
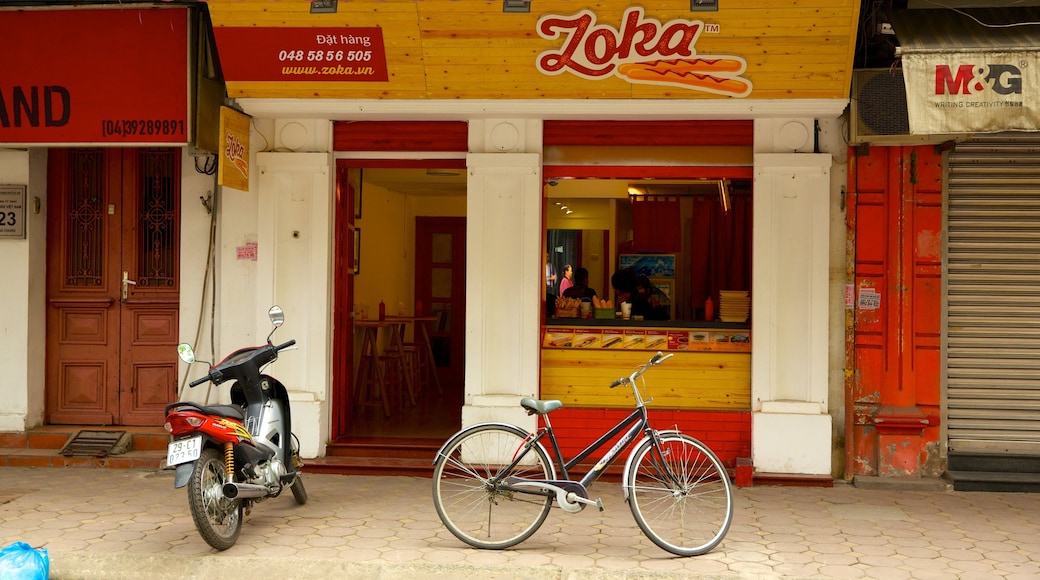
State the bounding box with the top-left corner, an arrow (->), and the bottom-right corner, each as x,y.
628,186 -> 644,196
565,210 -> 573,214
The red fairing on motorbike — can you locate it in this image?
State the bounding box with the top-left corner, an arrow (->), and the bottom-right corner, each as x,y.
165,409 -> 252,445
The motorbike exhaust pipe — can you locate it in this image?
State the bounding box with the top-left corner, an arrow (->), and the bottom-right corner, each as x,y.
222,482 -> 270,500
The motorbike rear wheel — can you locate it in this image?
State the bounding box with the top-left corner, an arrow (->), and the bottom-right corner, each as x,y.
188,447 -> 243,550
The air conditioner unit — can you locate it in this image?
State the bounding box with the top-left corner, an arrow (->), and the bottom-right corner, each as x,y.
848,68 -> 957,145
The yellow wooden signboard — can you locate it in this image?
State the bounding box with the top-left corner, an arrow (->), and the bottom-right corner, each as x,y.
206,0 -> 860,101
218,106 -> 250,191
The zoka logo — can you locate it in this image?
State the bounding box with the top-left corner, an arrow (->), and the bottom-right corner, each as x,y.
935,64 -> 1022,96
537,7 -> 703,78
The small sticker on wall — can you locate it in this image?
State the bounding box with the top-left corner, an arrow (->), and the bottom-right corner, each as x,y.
236,242 -> 258,261
845,284 -> 855,309
858,287 -> 880,310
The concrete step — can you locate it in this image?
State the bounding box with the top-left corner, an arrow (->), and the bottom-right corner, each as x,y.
0,426 -> 167,469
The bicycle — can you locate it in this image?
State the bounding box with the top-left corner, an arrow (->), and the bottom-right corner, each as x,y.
431,351 -> 733,557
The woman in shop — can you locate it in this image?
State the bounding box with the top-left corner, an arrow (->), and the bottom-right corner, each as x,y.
558,264 -> 574,296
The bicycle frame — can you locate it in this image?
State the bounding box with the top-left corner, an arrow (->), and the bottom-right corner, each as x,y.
542,405 -> 650,487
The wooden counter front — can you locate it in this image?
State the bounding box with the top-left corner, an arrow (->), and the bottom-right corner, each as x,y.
540,324 -> 751,411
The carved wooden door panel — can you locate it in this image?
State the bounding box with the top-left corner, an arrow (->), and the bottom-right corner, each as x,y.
46,148 -> 180,426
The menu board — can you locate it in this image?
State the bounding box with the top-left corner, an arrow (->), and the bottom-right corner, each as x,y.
541,327 -> 749,351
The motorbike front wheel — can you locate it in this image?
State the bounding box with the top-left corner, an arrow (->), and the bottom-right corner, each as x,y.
188,447 -> 243,550
290,474 -> 308,505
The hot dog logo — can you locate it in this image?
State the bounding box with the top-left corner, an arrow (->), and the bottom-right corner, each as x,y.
537,7 -> 752,97
224,133 -> 248,179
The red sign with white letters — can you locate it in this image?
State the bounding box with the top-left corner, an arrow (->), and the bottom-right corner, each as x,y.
213,28 -> 389,82
0,8 -> 190,145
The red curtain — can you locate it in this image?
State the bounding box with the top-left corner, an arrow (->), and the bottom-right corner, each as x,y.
631,195 -> 682,253
689,193 -> 752,316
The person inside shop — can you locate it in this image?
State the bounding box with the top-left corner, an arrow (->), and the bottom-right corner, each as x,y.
635,275 -> 670,320
610,268 -> 670,321
545,252 -> 557,317
562,267 -> 597,301
558,264 -> 574,296
545,252 -> 557,295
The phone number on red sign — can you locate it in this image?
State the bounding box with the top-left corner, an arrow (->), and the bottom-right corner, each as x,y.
101,119 -> 185,138
278,50 -> 373,63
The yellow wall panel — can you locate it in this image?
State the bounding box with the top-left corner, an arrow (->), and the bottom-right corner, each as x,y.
540,349 -> 751,411
207,0 -> 859,101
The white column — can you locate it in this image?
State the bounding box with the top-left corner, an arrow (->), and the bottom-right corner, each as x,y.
255,150 -> 334,459
751,152 -> 832,475
0,149 -> 46,431
462,120 -> 543,430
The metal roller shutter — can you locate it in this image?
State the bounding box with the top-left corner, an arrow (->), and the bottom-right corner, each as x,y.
947,133 -> 1040,455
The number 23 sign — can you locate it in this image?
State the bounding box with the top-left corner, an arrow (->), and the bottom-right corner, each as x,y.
0,185 -> 26,239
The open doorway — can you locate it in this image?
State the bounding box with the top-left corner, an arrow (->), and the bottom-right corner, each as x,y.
332,162 -> 466,442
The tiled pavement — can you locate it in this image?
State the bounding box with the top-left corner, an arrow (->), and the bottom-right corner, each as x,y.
1,466 -> 1039,579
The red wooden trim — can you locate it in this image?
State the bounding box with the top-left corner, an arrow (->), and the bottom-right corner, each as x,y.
334,121 -> 468,152
543,165 -> 753,179
335,158 -> 466,169
544,120 -> 753,147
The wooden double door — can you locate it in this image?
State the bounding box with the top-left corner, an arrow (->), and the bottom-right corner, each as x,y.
46,148 -> 181,426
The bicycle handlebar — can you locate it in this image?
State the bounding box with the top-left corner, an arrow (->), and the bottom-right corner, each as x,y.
609,351 -> 672,388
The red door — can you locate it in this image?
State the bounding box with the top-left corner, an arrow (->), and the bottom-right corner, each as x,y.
415,217 -> 466,392
45,148 -> 180,426
848,145 -> 942,477
331,164 -> 358,439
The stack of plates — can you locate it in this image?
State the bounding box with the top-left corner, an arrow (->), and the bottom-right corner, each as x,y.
719,290 -> 750,323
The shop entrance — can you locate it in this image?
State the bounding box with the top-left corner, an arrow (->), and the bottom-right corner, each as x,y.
45,148 -> 181,426
332,161 -> 466,442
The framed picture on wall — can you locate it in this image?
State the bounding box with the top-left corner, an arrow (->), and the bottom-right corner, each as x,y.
353,168 -> 363,219
353,228 -> 361,275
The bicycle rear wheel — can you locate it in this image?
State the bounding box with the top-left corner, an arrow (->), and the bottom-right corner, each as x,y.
626,432 -> 733,556
432,424 -> 554,549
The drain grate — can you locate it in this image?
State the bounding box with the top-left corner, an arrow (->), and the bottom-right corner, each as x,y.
59,430 -> 131,457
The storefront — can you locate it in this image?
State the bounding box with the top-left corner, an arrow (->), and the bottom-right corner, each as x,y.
847,6 -> 1040,486
197,0 -> 859,479
0,4 -> 222,430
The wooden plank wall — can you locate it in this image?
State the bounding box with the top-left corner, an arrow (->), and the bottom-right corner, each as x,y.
540,349 -> 751,410
207,0 -> 860,101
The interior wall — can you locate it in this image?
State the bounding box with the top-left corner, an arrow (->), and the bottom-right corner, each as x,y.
354,183 -> 466,324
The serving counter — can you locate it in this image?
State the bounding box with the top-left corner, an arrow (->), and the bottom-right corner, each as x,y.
540,319 -> 751,411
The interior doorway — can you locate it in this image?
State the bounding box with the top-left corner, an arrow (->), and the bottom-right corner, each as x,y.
45,148 -> 181,426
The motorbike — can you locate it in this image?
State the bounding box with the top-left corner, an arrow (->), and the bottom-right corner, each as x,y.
164,305 -> 308,550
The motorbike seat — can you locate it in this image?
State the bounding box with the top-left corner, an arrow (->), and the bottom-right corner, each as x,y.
166,401 -> 245,421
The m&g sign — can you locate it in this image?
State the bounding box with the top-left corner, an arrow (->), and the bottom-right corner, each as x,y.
0,185 -> 26,239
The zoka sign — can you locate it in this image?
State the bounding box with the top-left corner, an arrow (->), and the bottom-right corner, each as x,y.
536,7 -> 752,97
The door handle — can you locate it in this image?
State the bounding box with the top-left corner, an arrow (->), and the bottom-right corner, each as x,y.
121,271 -> 136,302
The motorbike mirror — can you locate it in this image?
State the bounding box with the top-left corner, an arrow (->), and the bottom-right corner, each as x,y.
268,305 -> 284,327
177,343 -> 196,364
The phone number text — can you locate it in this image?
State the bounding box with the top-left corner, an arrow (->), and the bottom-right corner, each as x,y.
278,50 -> 373,63
101,119 -> 185,138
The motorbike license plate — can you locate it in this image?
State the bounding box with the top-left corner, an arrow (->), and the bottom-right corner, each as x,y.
166,436 -> 202,466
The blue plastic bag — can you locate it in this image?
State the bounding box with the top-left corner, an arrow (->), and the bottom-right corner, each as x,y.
0,541 -> 49,580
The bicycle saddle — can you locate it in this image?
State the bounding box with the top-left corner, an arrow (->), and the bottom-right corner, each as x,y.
520,397 -> 562,416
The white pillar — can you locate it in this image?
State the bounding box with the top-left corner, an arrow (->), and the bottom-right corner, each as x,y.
462,119 -> 543,430
751,152 -> 832,475
255,149 -> 334,460
0,149 -> 46,431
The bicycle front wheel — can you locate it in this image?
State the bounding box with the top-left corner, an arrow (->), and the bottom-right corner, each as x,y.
626,432 -> 733,556
432,424 -> 554,550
